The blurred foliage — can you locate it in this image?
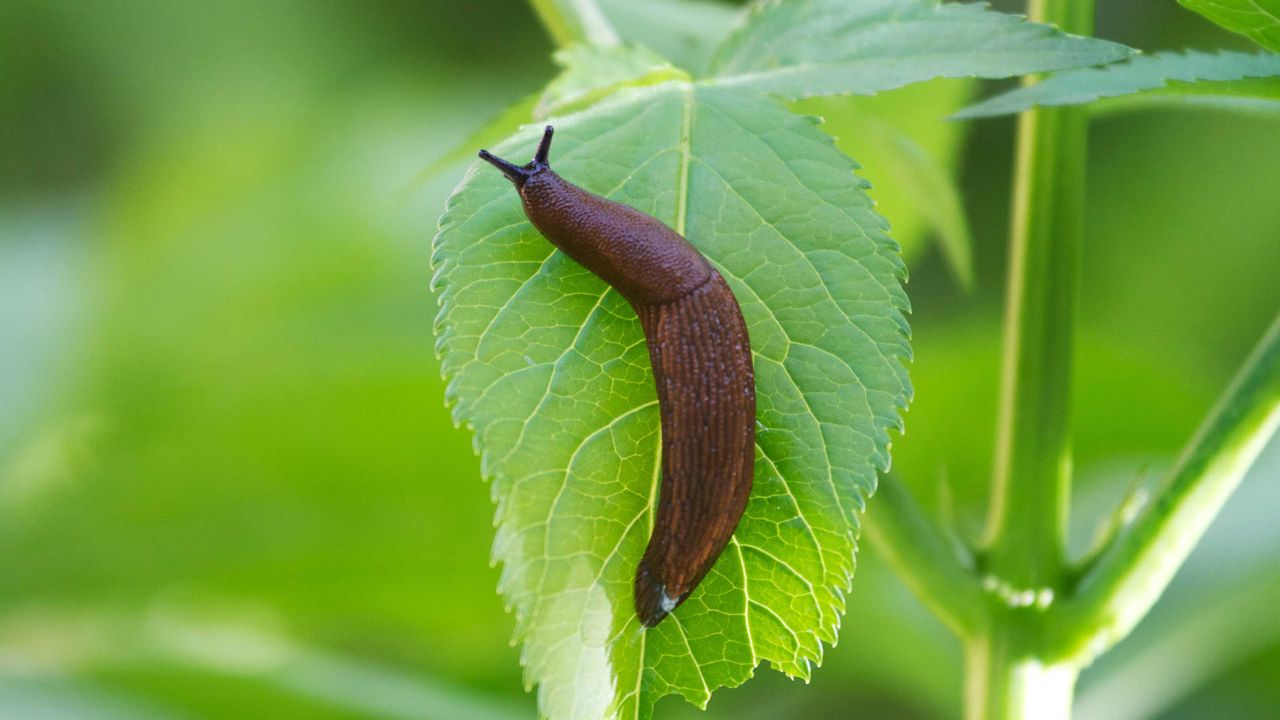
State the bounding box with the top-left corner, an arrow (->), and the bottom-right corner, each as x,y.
1177,0 -> 1280,52
796,79 -> 977,286
1,1 -> 1278,719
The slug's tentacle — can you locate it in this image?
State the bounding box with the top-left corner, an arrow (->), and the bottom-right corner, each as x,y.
477,149 -> 530,186
533,124 -> 553,165
478,125 -> 553,187
478,127 -> 756,628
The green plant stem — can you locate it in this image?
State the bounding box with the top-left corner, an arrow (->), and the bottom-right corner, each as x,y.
971,0 -> 1094,716
1054,312 -> 1280,662
984,0 -> 1093,590
529,0 -> 619,48
864,476 -> 985,637
966,619 -> 1078,720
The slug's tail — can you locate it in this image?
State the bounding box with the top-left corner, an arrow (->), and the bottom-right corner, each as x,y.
633,272 -> 756,628
478,125 -> 554,188
635,559 -> 682,628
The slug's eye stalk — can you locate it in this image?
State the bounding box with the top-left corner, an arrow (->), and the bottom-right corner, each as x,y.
533,124 -> 553,165
478,125 -> 555,189
476,150 -> 530,187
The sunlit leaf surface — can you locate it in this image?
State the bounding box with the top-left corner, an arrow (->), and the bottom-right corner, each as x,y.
537,44 -> 686,118
707,0 -> 1131,99
432,81 -> 910,719
1179,0 -> 1280,52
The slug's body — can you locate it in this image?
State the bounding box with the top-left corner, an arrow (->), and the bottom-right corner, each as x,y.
480,127 -> 755,627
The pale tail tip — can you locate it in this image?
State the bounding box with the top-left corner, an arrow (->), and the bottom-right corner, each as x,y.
635,562 -> 682,628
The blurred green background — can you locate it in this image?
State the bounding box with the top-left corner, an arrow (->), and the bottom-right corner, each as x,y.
2,1 -> 1278,718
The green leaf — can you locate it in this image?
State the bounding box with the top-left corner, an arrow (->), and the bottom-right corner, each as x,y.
706,0 -> 1133,99
1179,0 -> 1280,52
537,44 -> 688,118
414,45 -> 685,182
431,81 -> 910,719
954,50 -> 1280,118
598,0 -> 744,75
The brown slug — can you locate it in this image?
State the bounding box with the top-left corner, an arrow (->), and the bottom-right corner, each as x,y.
479,126 -> 756,628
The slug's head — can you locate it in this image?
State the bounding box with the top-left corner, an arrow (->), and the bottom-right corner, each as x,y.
478,125 -> 554,190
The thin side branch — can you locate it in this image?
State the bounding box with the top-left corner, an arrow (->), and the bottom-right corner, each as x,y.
865,475 -> 986,637
1054,311 -> 1280,662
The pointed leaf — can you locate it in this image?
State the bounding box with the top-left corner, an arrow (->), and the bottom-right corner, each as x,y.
1179,0 -> 1280,52
537,44 -> 688,118
414,45 -> 687,183
706,0 -> 1132,99
954,50 -> 1280,118
432,82 -> 910,719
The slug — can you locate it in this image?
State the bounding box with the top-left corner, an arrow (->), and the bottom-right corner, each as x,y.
479,126 -> 756,628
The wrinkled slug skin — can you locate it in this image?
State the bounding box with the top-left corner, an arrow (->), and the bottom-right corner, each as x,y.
479,127 -> 756,627
631,277 -> 755,626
